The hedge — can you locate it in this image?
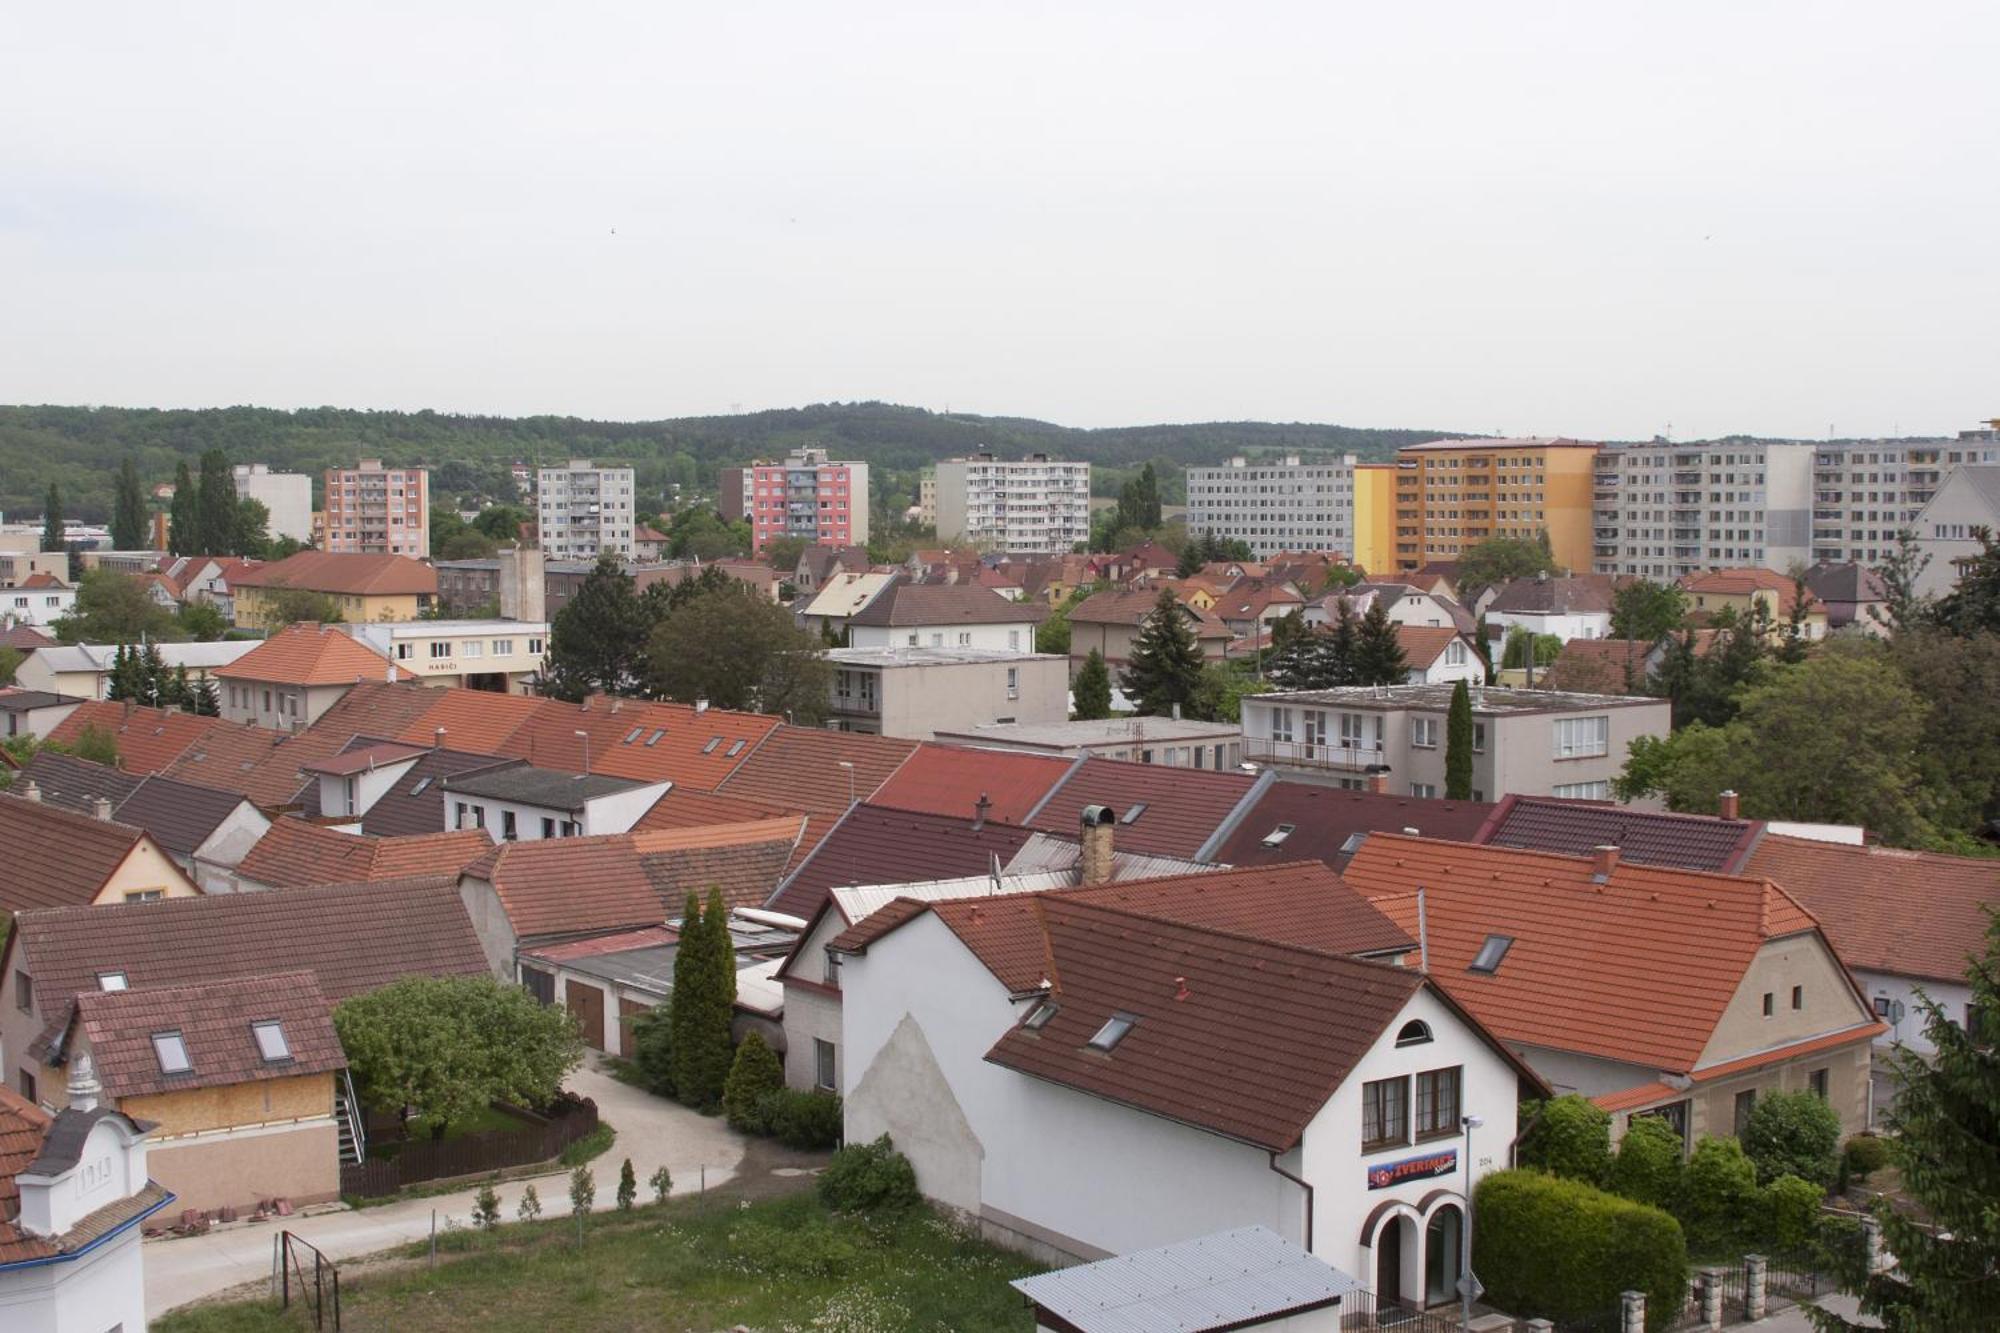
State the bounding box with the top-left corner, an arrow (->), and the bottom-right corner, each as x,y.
1518,1094 -> 1612,1185
1474,1169 -> 1688,1332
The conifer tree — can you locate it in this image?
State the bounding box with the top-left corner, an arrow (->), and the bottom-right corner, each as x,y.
670,888 -> 737,1110
1351,600 -> 1408,685
541,554 -> 647,702
40,483 -> 64,554
112,458 -> 149,551
168,461 -> 197,556
1122,589 -> 1203,716
195,449 -> 236,557
1071,648 -> 1113,720
1444,678 -> 1474,800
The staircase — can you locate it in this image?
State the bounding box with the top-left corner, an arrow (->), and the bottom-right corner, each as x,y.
334,1069 -> 367,1165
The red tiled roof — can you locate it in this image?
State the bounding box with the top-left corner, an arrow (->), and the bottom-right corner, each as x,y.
69,971 -> 346,1098
869,746 -> 1077,826
638,831 -> 801,914
461,834 -> 666,940
767,804 -> 1036,922
1473,794 -> 1762,873
300,742 -> 429,778
1027,757 -> 1256,859
0,1085 -> 55,1236
496,697 -> 776,790
46,701 -> 230,775
17,572 -> 68,590
216,623 -> 414,685
0,624 -> 54,650
311,681 -> 463,749
163,723 -> 353,808
1340,834 -> 1839,1073
1681,568 -> 1819,617
231,550 -> 437,596
0,793 -> 185,913
1068,588 -> 1232,638
388,687 -> 545,754
633,786 -> 797,831
236,819 -> 490,888
720,727 -> 920,870
1537,638 -> 1657,695
1743,835 -> 2000,985
1212,782 -> 1493,870
1394,624 -> 1470,669
523,925 -> 677,964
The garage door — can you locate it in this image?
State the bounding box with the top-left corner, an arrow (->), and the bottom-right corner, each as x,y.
566,982 -> 606,1050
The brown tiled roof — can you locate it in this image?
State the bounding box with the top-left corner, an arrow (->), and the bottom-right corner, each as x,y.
1212,782 -> 1494,870
300,741 -> 429,778
984,899 -> 1426,1151
0,793 -> 183,913
18,750 -> 145,811
768,804 -> 1036,922
69,971 -> 346,1098
720,727 -> 919,870
496,697 -> 776,790
8,877 -> 488,1059
0,1085 -> 54,1233
1486,575 -> 1617,615
359,750 -> 522,837
1472,794 -> 1762,873
1681,568 -> 1818,617
1026,757 -> 1256,859
231,550 -> 437,597
1537,638 -> 1655,695
111,775 -> 259,858
869,745 -> 1077,827
17,572 -> 68,591
45,701 -> 230,775
633,785 -> 797,831
640,837 -> 799,914
460,833 -> 665,940
1393,624 -> 1470,669
1340,834 -> 1839,1073
1068,588 -> 1231,638
216,623 -> 414,685
0,623 -> 54,650
1743,835 -> 2000,985
311,681 -> 463,750
165,723 -> 351,808
846,579 -> 1044,627
236,818 -> 490,888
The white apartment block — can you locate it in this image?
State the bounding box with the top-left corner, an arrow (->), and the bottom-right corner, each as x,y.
934,453 -> 1091,554
1590,442 -> 1816,579
231,463 -> 314,543
1810,438 -> 1997,566
537,460 -> 636,559
324,459 -> 429,557
1184,454 -> 1358,557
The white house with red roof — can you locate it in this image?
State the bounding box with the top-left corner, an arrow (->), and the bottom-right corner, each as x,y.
1,573 -> 74,628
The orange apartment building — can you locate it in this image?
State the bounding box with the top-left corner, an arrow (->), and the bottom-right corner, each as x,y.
323,459 -> 430,558
1392,438 -> 1600,574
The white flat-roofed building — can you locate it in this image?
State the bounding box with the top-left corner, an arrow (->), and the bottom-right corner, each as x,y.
343,620 -> 550,693
934,454 -> 1091,554
825,647 -> 1070,739
537,460 -> 637,559
231,463 -> 314,543
933,717 -> 1243,771
1185,455 -> 1358,558
441,765 -> 669,842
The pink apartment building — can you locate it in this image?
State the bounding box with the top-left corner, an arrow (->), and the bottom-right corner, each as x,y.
323,460 -> 430,558
721,448 -> 870,553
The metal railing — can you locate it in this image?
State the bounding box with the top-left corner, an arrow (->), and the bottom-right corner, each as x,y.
1244,736 -> 1384,771
277,1230 -> 341,1330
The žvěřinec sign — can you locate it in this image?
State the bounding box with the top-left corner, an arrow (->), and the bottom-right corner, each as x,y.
1367,1148 -> 1457,1190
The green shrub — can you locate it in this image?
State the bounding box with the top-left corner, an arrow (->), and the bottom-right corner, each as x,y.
616,1157 -> 636,1210
1741,1091 -> 1841,1187
1474,1168 -> 1688,1332
627,1005 -> 675,1098
1760,1174 -> 1824,1252
1609,1115 -> 1686,1213
729,1216 -> 860,1277
1518,1095 -> 1613,1185
1681,1136 -> 1759,1254
723,1033 -> 785,1132
1842,1132 -> 1888,1182
757,1088 -> 843,1149
818,1135 -> 919,1213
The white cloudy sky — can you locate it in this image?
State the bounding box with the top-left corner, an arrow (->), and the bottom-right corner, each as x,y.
3,2 -> 1995,439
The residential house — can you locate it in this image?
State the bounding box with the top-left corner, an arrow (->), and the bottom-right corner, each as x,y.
1209,780 -> 1492,871
0,792 -> 201,915
1340,835 -> 1883,1144
215,622 -> 413,730
1302,584 -> 1469,635
791,544 -> 873,596
11,641 -> 258,702
1392,626 -> 1483,686
0,574 -> 74,629
1209,579 -> 1306,639
844,579 -> 1045,654
0,1078 -> 168,1333
798,572 -> 896,640
830,858 -> 1541,1303
229,551 -> 437,630
1803,564 -> 1888,635
18,752 -> 271,894
1239,685 -> 1670,803
228,818 -> 490,893
1470,793 -> 1762,872
300,742 -> 433,824
1480,574 -> 1616,642
825,648 -> 1069,739
343,621 -> 552,694
1067,587 -> 1232,675
632,523 -> 670,561
1680,568 -> 1828,640
931,717 -> 1243,771
1024,756 -> 1260,860
1910,464 -> 2000,599
356,749 -> 526,836
0,690 -> 81,741
763,803 -> 1039,923
439,765 -> 670,841
1535,636 -> 1673,695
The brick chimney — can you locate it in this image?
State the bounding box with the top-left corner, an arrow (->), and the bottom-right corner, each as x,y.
1718,789 -> 1740,820
1590,844 -> 1620,881
1367,770 -> 1390,795
1079,805 -> 1116,887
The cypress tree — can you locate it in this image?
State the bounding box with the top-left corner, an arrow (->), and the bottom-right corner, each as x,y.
670,887 -> 737,1111
141,642 -> 169,706
40,483 -> 64,554
1352,600 -> 1408,685
1122,589 -> 1204,716
112,458 -> 149,551
1325,597 -> 1360,687
195,449 -> 236,557
1444,678 -> 1474,800
168,461 -> 197,556
1071,648 -> 1113,720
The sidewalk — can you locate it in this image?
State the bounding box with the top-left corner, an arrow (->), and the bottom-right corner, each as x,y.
144,1059 -> 747,1318
1755,1292 -> 1877,1330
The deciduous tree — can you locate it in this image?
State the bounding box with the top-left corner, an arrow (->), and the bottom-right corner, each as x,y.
644,581 -> 832,722
1611,579 -> 1688,643
1455,535 -> 1559,598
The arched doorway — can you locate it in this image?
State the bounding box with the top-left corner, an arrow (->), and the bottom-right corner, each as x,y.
1377,1214 -> 1411,1310
1424,1203 -> 1464,1308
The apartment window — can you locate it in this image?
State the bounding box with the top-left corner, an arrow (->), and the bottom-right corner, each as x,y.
528,638 -> 544,655
395,642 -> 413,660
1809,1068 -> 1830,1099
14,970 -> 30,1013
1792,985 -> 1803,1010
1553,780 -> 1612,801
1361,1076 -> 1409,1151
1552,715 -> 1610,759
1411,782 -> 1438,798
493,639 -> 513,655
1411,716 -> 1439,748
814,1039 -> 837,1091
461,640 -> 483,658
1415,1066 -> 1461,1140
1762,991 -> 1775,1017
1733,1089 -> 1756,1137
502,810 -> 518,841
430,641 -> 451,659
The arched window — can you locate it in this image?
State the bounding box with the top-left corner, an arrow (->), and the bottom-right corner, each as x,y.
1395,1019 -> 1433,1047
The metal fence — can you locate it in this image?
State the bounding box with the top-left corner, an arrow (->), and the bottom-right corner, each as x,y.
1333,1289 -> 1470,1332
277,1230 -> 341,1331
338,1096 -> 598,1198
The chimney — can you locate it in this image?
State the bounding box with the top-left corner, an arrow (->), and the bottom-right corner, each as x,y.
91,795 -> 115,821
65,1049 -> 102,1114
1717,789 -> 1740,820
1590,844 -> 1620,882
695,698 -> 710,714
1079,805 -> 1116,887
18,778 -> 40,802
1367,770 -> 1390,795
434,726 -> 447,750
972,792 -> 991,833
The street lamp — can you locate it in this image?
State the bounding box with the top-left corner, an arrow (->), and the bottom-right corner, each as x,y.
838,760 -> 855,808
574,729 -> 591,776
1459,1113 -> 1486,1331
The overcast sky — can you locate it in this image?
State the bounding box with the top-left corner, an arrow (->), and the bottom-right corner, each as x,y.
4,3 -> 1995,440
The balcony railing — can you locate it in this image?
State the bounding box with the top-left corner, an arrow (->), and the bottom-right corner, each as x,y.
1244,737 -> 1384,771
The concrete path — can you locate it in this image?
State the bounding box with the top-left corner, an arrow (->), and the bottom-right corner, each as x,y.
1754,1292 -> 1878,1330
144,1058 -> 748,1318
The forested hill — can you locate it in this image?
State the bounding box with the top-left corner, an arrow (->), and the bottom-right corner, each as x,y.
0,401 -> 1458,520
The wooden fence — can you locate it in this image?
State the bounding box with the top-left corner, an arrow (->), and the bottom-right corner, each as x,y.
339,1096 -> 598,1198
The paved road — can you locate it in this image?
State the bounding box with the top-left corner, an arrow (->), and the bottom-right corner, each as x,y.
1756,1293 -> 1878,1330
144,1058 -> 748,1318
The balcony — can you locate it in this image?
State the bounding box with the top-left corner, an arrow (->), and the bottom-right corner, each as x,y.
1244,736 -> 1384,772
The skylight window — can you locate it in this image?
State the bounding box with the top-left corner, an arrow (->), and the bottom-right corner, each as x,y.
97,972 -> 128,992
1087,1012 -> 1137,1052
1022,999 -> 1058,1031
702,736 -> 722,754
251,1020 -> 291,1063
624,726 -> 644,744
412,777 -> 433,796
1261,823 -> 1296,848
152,1031 -> 192,1075
1338,832 -> 1367,856
1469,935 -> 1515,974
726,739 -> 746,757
645,729 -> 665,747
1119,803 -> 1148,826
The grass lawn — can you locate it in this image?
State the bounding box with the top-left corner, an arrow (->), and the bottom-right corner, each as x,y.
156,1193 -> 1042,1332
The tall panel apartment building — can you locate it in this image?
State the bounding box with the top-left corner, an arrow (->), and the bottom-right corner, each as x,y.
1808,440 -> 1967,566
231,463 -> 313,544
1183,455 -> 1357,558
719,448 -> 869,553
322,459 -> 429,557
1590,442 -> 1816,578
1391,438 -> 1599,574
934,453 -> 1090,554
537,460 -> 637,559
1351,462 -> 1402,575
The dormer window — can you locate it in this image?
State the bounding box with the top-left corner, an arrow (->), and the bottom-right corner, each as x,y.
1395,1019 -> 1434,1047
152,1030 -> 192,1075
252,1020 -> 292,1063
1086,1012 -> 1137,1052
1469,935 -> 1514,974
97,972 -> 128,992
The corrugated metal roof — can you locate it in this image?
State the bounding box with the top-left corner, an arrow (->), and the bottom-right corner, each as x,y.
1009,1226 -> 1363,1333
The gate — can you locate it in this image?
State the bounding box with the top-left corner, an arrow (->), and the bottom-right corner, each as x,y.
277,1230 -> 341,1330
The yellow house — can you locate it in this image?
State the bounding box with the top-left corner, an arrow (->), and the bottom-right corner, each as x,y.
1392,438 -> 1601,575
1350,461 -> 1402,576
1680,569 -> 1830,642
0,790 -> 201,915
229,551 -> 437,631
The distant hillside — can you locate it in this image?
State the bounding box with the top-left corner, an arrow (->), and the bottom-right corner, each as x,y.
0,401 -> 1459,520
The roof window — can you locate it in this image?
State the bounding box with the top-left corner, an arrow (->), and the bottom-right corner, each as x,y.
1086,1012 -> 1138,1052
251,1020 -> 292,1063
645,729 -> 665,747
624,726 -> 644,744
1395,1019 -> 1434,1047
97,971 -> 128,992
1022,999 -> 1059,1031
411,777 -> 433,796
1119,803 -> 1148,826
702,736 -> 722,754
152,1030 -> 192,1075
726,739 -> 746,757
1469,935 -> 1515,974
1338,832 -> 1367,856
1261,823 -> 1296,848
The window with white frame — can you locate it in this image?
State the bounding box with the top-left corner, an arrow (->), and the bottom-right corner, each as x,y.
1553,780 -> 1612,801
1411,716 -> 1439,748
1552,714 -> 1610,759
1445,640 -> 1468,665
1269,706 -> 1294,743
1411,782 -> 1438,798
